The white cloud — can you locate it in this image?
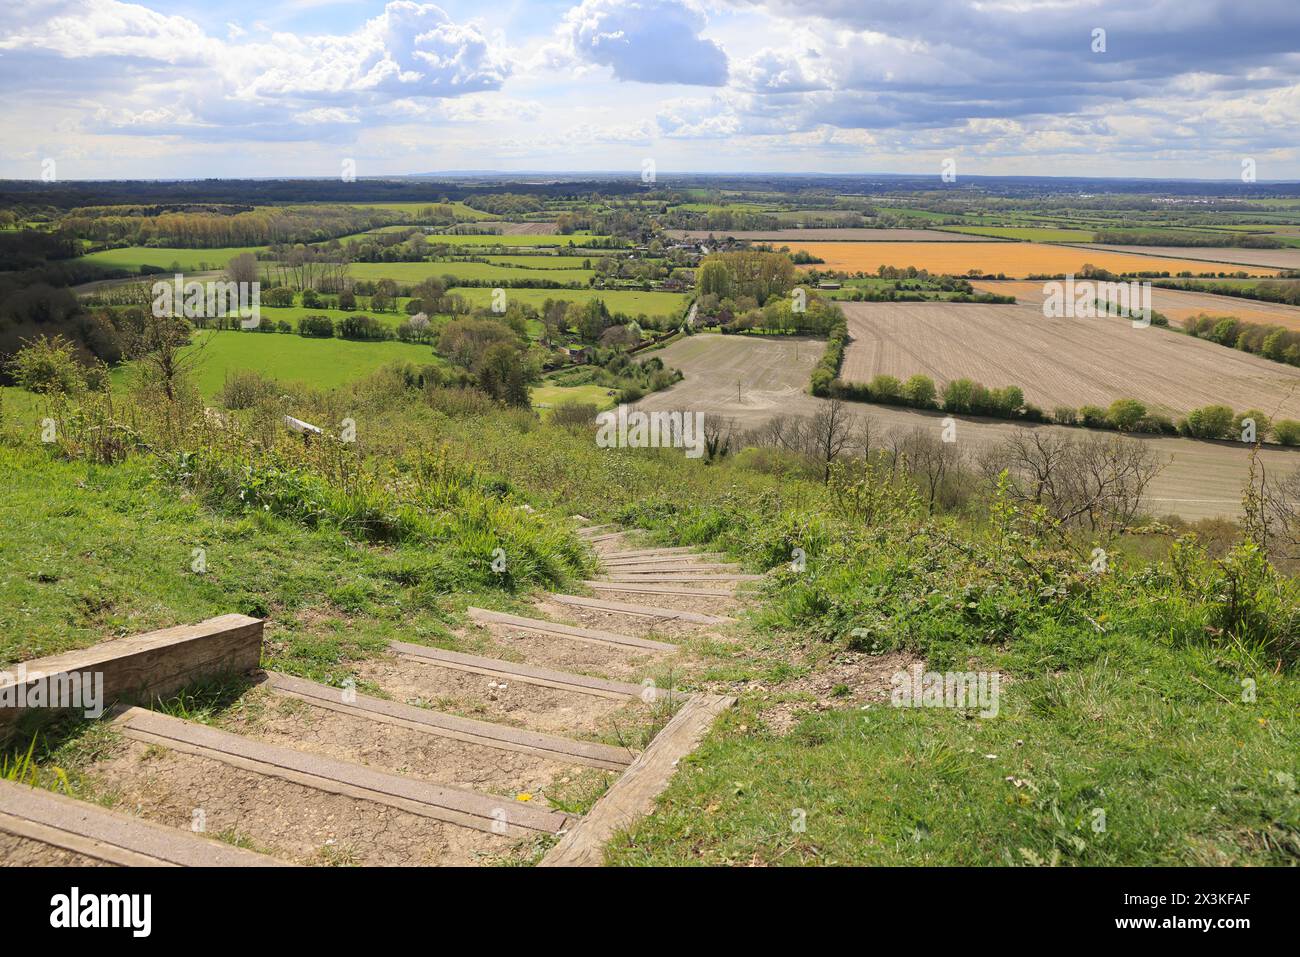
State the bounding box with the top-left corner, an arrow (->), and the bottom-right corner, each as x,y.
556,0 -> 728,86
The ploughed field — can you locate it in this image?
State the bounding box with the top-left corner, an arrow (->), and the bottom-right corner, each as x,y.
973,280 -> 1300,333
633,333 -> 1300,521
783,242 -> 1283,278
1080,244 -> 1300,271
838,300 -> 1300,419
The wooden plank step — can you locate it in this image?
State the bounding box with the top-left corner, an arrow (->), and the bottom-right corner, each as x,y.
263,672 -> 632,771
0,778 -> 290,867
389,641 -> 674,702
576,524 -> 613,537
603,562 -> 740,574
549,594 -> 733,624
540,694 -> 736,866
601,573 -> 762,583
583,532 -> 625,545
114,708 -> 573,836
0,614 -> 262,730
601,547 -> 697,559
602,553 -> 724,567
582,581 -> 737,598
468,607 -> 675,652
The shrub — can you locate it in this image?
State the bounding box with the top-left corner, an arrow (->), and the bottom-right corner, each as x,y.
1273,419 -> 1300,446
298,315 -> 334,338
1052,406 -> 1077,425
1184,404 -> 1235,439
549,401 -> 599,431
869,374 -> 902,401
1106,398 -> 1147,431
902,374 -> 937,409
5,335 -> 87,395
1235,409 -> 1272,442
1079,405 -> 1108,429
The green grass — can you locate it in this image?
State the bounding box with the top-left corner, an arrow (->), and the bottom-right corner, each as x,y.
936,226 -> 1097,242
345,261 -> 594,285
78,246 -> 265,273
452,287 -> 686,318
530,383 -> 619,411
176,330 -> 437,396
420,232 -> 612,248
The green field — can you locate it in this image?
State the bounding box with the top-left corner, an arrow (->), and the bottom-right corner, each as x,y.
530,382 -> 618,411
485,255 -> 597,269
78,246 -> 265,273
345,261 -> 594,285
452,286 -> 687,317
422,232 -> 612,248
171,330 -> 436,396
936,226 -> 1097,242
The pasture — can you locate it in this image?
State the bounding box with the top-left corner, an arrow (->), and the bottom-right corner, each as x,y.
344,260 -> 594,285
172,330 -> 437,396
838,300 -> 1300,419
935,226 -> 1097,242
666,228 -> 985,243
452,286 -> 687,318
783,242 -> 1282,278
79,245 -> 264,272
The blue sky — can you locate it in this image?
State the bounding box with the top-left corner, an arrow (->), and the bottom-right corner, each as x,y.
2,0 -> 1298,180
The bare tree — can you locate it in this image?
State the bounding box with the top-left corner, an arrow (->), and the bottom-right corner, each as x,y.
891,426 -> 965,511
703,415 -> 738,461
808,398 -> 856,482
987,429 -> 1164,542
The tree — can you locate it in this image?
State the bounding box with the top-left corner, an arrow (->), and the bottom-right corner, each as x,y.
225,252 -> 259,287
1106,398 -> 1147,431
5,335 -> 87,395
124,310 -> 201,401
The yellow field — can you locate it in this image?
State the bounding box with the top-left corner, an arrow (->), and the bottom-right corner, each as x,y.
786,242 -> 1282,278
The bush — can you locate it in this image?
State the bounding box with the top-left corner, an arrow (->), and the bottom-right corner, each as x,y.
1106,398 -> 1147,431
1273,419 -> 1300,446
337,315 -> 393,341
1184,404 -> 1235,439
902,374 -> 937,409
1079,405 -> 1108,429
5,335 -> 88,395
298,315 -> 334,338
219,369 -> 280,410
549,401 -> 599,431
1234,409 -> 1272,442
1052,406 -> 1077,425
869,374 -> 902,401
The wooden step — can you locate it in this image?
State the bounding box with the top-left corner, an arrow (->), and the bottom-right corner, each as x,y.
263,672 -> 633,771
601,547 -> 697,559
582,581 -> 737,598
0,778 -> 290,866
389,641 -> 674,702
582,532 -> 625,545
549,594 -> 733,624
0,614 -> 262,731
603,554 -> 724,567
602,562 -> 740,574
600,573 -> 762,583
468,607 -> 675,652
575,524 -> 613,537
540,694 -> 736,867
114,707 -> 574,836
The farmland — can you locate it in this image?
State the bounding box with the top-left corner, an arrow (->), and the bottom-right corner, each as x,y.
1081,244 -> 1300,271
344,260 -> 594,285
78,245 -> 265,272
451,286 -> 687,317
635,332 -> 1300,520
973,280 -> 1300,332
837,301 -> 1300,419
784,242 -> 1284,278
172,330 -> 437,396
667,228 -> 986,242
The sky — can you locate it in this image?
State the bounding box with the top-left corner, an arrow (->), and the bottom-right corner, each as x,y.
1,0 -> 1298,181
